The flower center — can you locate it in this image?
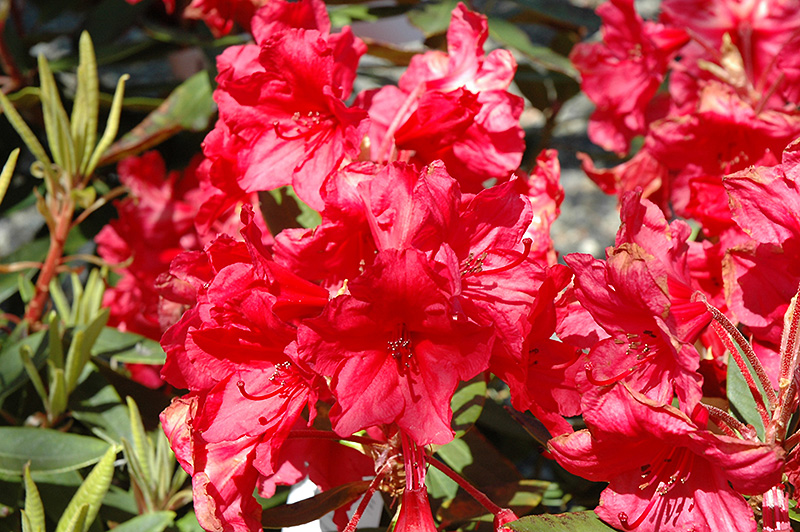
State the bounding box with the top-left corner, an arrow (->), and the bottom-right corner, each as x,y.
272,110 -> 333,141
388,324 -> 416,376
236,361 -> 303,402
585,329 -> 659,386
618,447 -> 694,530
460,238 -> 532,278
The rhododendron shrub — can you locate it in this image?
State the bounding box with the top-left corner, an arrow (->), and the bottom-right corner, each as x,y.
149,0 -> 800,530
8,1 -> 800,532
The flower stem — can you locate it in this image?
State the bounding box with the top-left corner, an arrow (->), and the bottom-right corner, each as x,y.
426,454 -> 505,517
23,198 -> 74,327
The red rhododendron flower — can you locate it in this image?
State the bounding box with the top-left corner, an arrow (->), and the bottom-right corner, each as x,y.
299,248 -> 493,445
549,384 -> 785,532
159,207 -> 328,531
564,250 -> 703,407
570,0 -> 688,154
184,0 -> 266,36
206,0 -> 367,210
359,3 -> 524,191
723,138 -> 800,346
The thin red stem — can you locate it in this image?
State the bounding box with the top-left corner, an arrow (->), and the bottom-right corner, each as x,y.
705,301 -> 777,408
342,458 -> 395,532
778,286 -> 800,402
426,454 -> 504,516
703,403 -> 750,439
24,199 -> 74,327
710,320 -> 771,429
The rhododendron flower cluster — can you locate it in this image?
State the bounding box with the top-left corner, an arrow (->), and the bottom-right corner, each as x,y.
574,0 -> 800,233
87,1 -> 800,531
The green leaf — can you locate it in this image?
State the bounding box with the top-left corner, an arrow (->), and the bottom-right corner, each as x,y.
97,71 -> 215,166
488,18 -> 578,78
58,504 -> 89,532
727,349 -> 767,439
0,147 -> 19,206
38,53 -> 76,175
85,73 -> 129,177
55,446 -> 117,532
69,371 -> 133,444
23,464 -> 45,532
47,366 -> 68,422
451,375 -> 486,438
427,438 -> 472,501
0,330 -> 47,402
20,345 -> 50,411
48,312 -> 64,369
125,397 -> 153,488
64,329 -> 86,395
260,186 -> 321,237
0,89 -> 55,182
789,498 -> 800,522
110,511 -> 175,532
74,32 -> 99,177
407,0 -> 459,37
0,428 -> 112,475
92,327 -> 166,365
260,480 -> 370,529
18,274 -> 35,303
175,511 -> 205,532
506,511 -> 616,531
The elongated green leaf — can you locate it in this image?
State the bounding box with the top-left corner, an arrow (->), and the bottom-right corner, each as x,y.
427,438 -> 472,500
74,32 -> 99,176
407,0 -> 459,37
80,307 -> 110,355
92,327 -> 166,365
126,397 -> 152,487
85,73 -> 129,177
20,345 -> 50,411
488,18 -> 578,78
261,480 -> 370,529
47,366 -> 68,422
111,512 -> 176,532
0,330 -> 47,401
506,511 -> 616,531
18,274 -> 35,303
58,503 -> 89,532
0,428 -> 111,475
23,464 -> 45,532
97,71 -> 215,165
70,370 -> 132,444
38,54 -> 76,175
0,147 -> 19,206
48,312 -> 64,369
0,90 -> 54,181
727,350 -> 768,439
49,278 -> 72,323
64,330 -> 86,394
55,446 -> 117,532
